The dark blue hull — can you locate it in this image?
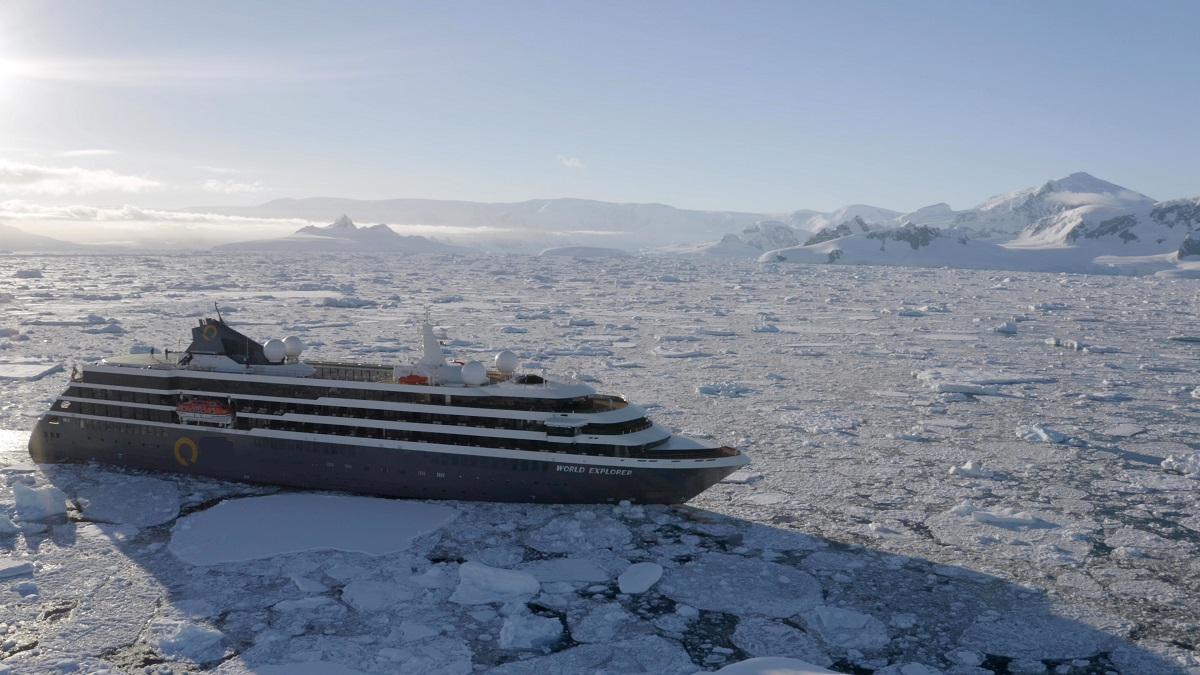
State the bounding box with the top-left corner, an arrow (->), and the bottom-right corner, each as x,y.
29,416 -> 740,504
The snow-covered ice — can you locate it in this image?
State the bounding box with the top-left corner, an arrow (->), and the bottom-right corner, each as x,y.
1,254 -> 1198,674
168,494 -> 457,564
617,561 -> 663,594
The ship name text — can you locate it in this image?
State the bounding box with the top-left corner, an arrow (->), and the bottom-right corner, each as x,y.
557,465 -> 633,476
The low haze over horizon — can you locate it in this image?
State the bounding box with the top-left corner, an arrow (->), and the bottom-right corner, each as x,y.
0,0 -> 1197,223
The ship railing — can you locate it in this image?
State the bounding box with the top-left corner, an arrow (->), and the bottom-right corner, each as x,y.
578,394 -> 628,413
630,445 -> 742,460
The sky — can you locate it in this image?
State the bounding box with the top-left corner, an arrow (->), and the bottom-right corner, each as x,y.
0,0 -> 1197,232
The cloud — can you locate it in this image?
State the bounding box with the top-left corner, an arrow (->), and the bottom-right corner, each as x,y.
57,149 -> 119,157
195,165 -> 247,174
0,161 -> 159,194
1045,190 -> 1150,209
4,56 -> 390,88
0,200 -> 302,227
557,156 -> 586,171
203,179 -> 266,194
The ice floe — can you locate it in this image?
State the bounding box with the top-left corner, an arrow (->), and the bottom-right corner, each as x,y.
1162,453 -> 1200,477
2,255 -> 1199,673
168,495 -> 456,564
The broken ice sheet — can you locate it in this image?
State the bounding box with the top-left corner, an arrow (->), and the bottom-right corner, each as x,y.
2,256 -> 1198,674
168,495 -> 457,565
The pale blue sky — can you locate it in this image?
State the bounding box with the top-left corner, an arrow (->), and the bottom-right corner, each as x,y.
1,0 -> 1196,215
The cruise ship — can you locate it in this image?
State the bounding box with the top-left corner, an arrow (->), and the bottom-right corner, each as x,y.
28,315 -> 749,504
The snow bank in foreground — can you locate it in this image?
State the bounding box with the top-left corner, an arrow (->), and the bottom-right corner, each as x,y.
168,495 -> 457,565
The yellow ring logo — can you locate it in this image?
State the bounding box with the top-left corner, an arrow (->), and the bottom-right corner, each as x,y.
174,437 -> 199,466
202,324 -> 218,340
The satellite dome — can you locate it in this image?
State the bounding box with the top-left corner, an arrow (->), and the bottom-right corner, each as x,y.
283,335 -> 305,358
494,350 -> 519,374
263,339 -> 287,363
461,360 -> 488,386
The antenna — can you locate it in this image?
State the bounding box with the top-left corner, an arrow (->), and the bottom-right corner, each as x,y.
214,302 -> 223,323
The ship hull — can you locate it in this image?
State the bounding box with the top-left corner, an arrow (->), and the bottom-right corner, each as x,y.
29,415 -> 742,504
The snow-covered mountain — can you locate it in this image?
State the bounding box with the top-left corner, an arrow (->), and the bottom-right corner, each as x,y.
789,205 -> 903,233
952,172 -> 1156,236
189,198 -> 772,252
654,221 -> 801,258
0,223 -> 85,252
181,171 -> 1197,274
189,174 -> 1155,254
663,173 -> 1199,275
1020,197 -> 1200,250
894,203 -> 958,228
212,215 -> 474,254
759,196 -> 1200,276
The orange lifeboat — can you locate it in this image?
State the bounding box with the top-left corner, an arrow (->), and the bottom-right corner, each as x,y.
177,398 -> 235,426
398,374 -> 429,385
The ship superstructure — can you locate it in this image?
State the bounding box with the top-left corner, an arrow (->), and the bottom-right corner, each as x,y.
29,316 -> 748,503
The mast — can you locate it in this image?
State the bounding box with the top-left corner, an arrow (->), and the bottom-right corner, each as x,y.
417,308 -> 447,367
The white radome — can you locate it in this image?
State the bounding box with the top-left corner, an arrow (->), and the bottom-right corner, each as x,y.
461,360 -> 488,386
283,335 -> 305,358
263,339 -> 287,363
494,350 -> 519,374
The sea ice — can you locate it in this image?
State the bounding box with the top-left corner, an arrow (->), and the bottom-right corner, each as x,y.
1016,423 -> 1069,443
519,557 -> 609,583
0,362 -> 63,381
250,662 -> 372,675
0,559 -> 33,579
697,381 -> 750,397
948,460 -> 995,478
149,619 -> 227,664
1162,453 -> 1200,477
653,347 -> 708,358
731,616 -> 831,666
75,473 -> 180,527
341,579 -> 415,612
661,552 -> 822,618
706,656 -> 844,674
449,561 -> 540,605
3,255 -> 1199,673
12,482 -> 68,521
617,561 -> 663,594
168,495 -> 456,564
526,512 -> 631,553
803,605 -> 890,649
953,503 -> 1046,529
499,610 -> 563,649
486,635 -> 694,674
